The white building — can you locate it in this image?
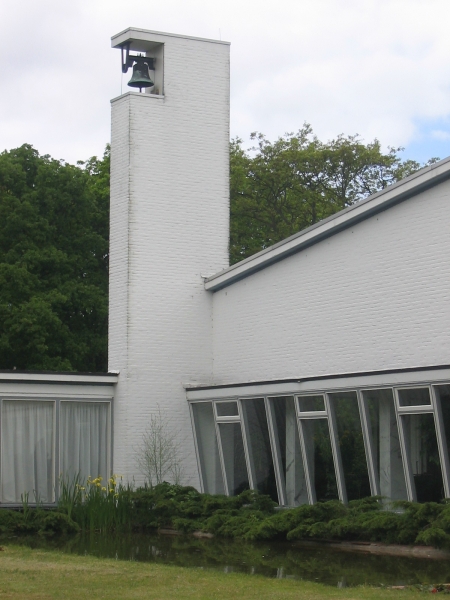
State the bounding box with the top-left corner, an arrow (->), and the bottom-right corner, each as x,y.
0,27 -> 450,506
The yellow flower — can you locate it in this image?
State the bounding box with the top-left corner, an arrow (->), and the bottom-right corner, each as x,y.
101,486 -> 106,491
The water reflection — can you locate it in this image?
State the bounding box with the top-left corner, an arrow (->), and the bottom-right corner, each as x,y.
3,532 -> 450,587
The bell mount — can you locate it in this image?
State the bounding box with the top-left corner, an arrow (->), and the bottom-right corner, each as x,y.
120,42 -> 155,78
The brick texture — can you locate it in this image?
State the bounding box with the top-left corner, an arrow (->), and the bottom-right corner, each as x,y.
109,34 -> 230,486
212,182 -> 450,383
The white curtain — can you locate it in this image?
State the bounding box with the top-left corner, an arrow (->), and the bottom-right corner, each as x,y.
60,402 -> 108,484
1,401 -> 54,503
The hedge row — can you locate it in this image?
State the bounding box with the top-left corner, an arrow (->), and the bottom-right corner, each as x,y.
2,483 -> 450,549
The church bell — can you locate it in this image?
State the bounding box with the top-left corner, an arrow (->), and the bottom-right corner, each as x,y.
127,59 -> 154,91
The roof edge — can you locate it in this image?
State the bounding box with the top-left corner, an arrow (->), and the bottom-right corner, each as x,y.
184,364 -> 450,392
205,156 -> 450,291
0,371 -> 119,385
111,27 -> 230,47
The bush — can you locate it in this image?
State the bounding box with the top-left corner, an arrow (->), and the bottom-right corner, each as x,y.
4,481 -> 450,550
0,508 -> 79,536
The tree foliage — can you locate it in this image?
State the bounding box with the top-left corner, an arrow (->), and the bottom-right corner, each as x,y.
0,144 -> 109,371
0,128 -> 438,370
230,125 -> 437,263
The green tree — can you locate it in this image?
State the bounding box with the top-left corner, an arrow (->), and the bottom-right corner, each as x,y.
0,128 -> 439,371
0,144 -> 109,371
230,125 -> 438,263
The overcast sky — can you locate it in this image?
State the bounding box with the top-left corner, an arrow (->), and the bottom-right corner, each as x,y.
2,0 -> 450,164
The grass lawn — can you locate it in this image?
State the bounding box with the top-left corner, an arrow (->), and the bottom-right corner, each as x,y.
0,544 -> 430,599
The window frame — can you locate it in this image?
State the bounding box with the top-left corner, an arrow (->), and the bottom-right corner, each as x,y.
0,396 -> 113,506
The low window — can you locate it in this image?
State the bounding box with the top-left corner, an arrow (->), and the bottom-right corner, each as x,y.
1,400 -> 55,503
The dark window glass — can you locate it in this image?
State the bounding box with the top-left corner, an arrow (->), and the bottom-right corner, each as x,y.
398,388 -> 431,407
216,402 -> 239,417
270,396 -> 308,505
300,418 -> 339,502
329,392 -> 371,501
401,412 -> 444,503
364,389 -> 407,501
241,398 -> 278,502
436,385 -> 450,491
298,395 -> 325,412
192,403 -> 224,495
218,422 -> 249,495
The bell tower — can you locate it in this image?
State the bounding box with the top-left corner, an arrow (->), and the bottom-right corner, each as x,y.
109,28 -> 230,485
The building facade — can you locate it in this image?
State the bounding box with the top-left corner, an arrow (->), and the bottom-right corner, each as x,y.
0,28 -> 449,506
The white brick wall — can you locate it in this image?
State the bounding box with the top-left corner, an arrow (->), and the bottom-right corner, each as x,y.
109,33 -> 230,486
212,181 -> 450,383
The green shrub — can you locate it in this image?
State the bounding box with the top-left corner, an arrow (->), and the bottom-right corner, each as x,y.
0,508 -> 79,536
4,480 -> 450,550
415,526 -> 450,548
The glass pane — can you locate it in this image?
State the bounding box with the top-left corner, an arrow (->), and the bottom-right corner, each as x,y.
329,392 -> 371,501
60,402 -> 109,484
218,422 -> 249,495
398,388 -> 431,407
192,403 -> 224,495
298,395 -> 325,412
300,418 -> 338,502
241,398 -> 278,502
1,400 -> 54,503
270,396 -> 308,506
401,413 -> 444,502
364,389 -> 407,501
436,385 -> 450,488
216,402 -> 239,417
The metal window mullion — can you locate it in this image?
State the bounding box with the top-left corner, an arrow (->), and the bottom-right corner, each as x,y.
397,405 -> 434,415
54,400 -> 59,504
265,397 -> 286,506
105,401 -> 111,481
297,418 -> 316,504
214,418 -> 229,496
296,411 -> 328,419
0,399 -> 2,503
431,386 -> 450,499
237,399 -> 255,491
356,390 -> 380,496
393,388 -> 416,502
324,394 -> 347,504
189,403 -> 205,494
109,399 -> 114,481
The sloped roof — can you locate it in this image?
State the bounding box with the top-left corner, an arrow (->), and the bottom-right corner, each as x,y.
205,155 -> 450,291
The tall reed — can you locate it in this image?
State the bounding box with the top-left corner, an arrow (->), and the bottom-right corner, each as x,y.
57,474 -> 133,532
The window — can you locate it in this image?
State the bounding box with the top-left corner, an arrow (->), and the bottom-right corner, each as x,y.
0,397 -> 112,504
190,375 -> 450,505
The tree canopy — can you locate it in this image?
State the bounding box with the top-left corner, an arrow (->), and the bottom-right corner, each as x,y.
0,144 -> 109,371
230,125 -> 436,263
0,129 -> 437,370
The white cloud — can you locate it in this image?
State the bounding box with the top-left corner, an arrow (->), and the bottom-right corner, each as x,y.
431,130 -> 450,141
2,0 -> 450,162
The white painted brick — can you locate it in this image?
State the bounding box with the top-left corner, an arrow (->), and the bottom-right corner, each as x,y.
212,183 -> 450,383
109,33 -> 230,486
109,30 -> 450,492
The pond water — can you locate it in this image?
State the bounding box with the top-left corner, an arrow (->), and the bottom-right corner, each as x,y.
3,532 -> 450,588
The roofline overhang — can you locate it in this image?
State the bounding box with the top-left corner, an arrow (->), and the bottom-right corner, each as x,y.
111,27 -> 230,48
184,364 -> 450,401
0,371 -> 119,385
205,156 -> 450,292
